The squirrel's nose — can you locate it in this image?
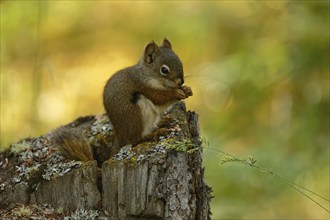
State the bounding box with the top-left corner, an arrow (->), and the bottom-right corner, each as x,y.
177,78 -> 184,86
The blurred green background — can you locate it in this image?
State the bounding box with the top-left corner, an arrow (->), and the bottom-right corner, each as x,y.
1,1 -> 329,219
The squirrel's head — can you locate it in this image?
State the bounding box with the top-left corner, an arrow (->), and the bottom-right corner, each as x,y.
140,38 -> 184,89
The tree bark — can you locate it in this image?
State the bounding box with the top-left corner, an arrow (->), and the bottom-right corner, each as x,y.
0,103 -> 212,219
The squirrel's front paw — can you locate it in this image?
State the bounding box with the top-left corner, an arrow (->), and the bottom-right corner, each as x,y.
180,86 -> 193,98
175,89 -> 187,100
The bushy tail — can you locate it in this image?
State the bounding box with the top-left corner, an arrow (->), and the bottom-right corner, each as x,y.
52,127 -> 93,161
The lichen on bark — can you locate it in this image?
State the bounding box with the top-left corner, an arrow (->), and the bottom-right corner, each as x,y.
0,102 -> 212,219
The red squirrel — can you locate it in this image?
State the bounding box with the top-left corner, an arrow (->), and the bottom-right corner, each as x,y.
55,39 -> 192,161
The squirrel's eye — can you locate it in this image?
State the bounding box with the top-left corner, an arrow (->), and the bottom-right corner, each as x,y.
160,65 -> 170,75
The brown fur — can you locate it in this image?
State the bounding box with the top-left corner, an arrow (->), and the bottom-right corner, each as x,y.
53,127 -> 93,161
103,39 -> 192,156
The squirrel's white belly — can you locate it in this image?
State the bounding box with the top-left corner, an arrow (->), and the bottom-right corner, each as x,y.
137,95 -> 176,137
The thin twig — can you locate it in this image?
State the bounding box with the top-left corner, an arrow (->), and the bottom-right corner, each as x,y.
202,144 -> 330,213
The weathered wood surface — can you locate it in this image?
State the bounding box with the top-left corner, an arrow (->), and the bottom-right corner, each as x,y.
0,102 -> 212,219
31,161 -> 100,211
0,160 -> 100,211
103,105 -> 211,219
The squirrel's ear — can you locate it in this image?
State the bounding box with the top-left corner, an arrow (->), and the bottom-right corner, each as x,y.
144,41 -> 160,64
162,38 -> 172,49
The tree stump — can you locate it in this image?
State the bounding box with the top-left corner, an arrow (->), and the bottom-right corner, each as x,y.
0,102 -> 212,219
